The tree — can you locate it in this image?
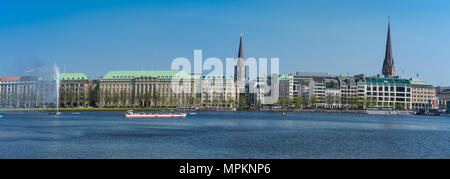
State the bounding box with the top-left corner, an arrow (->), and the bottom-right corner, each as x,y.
186,96 -> 194,106
239,96 -> 246,107
311,96 -> 318,108
279,98 -> 286,106
112,92 -> 120,107
325,94 -> 334,109
152,91 -> 160,107
68,89 -> 76,107
103,91 -> 110,107
212,98 -> 219,107
194,97 -> 201,106
144,92 -> 151,107
286,98 -> 293,106
59,88 -> 67,107
356,97 -> 364,109
203,99 -> 211,107
89,86 -> 99,107
161,95 -> 167,107
120,90 -> 128,107
302,97 -> 309,108
294,97 -> 302,108
169,97 -> 178,107
228,98 -> 235,108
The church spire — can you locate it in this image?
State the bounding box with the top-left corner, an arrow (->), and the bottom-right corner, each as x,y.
235,32 -> 246,83
382,16 -> 395,77
238,32 -> 244,59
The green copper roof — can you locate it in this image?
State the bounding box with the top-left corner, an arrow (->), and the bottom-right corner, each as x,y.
364,77 -> 410,85
102,70 -> 197,80
61,73 -> 88,80
278,75 -> 291,81
411,80 -> 431,86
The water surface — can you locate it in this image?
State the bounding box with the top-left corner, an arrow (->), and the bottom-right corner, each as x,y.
0,111 -> 449,158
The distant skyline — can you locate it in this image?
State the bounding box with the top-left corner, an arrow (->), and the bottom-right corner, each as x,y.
1,0 -> 450,85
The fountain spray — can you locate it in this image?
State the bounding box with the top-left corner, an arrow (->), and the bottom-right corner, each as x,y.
54,63 -> 61,115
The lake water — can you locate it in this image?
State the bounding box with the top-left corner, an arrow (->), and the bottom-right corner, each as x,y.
0,111 -> 449,159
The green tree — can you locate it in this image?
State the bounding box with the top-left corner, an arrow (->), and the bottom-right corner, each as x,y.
194,97 -> 201,106
239,96 -> 246,107
212,98 -> 219,107
59,88 -> 67,107
311,96 -> 318,108
398,103 -> 404,109
325,94 -> 334,109
294,97 -> 302,108
302,97 -> 309,108
228,98 -> 235,108
144,92 -> 151,107
89,85 -> 99,107
203,99 -> 211,107
152,91 -> 160,107
68,89 -> 76,107
120,90 -> 128,107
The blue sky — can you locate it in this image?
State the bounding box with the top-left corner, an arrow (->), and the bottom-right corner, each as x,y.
1,0 -> 449,85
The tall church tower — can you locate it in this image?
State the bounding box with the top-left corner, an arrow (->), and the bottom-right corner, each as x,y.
235,33 -> 246,83
382,17 -> 395,77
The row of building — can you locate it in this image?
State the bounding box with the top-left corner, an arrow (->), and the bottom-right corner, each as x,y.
271,72 -> 448,110
1,70 -> 448,110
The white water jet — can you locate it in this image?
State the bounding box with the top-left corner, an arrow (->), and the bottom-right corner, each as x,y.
54,63 -> 61,114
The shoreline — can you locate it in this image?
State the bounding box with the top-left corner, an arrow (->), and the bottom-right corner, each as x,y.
0,108 -> 376,114
0,107 -> 174,112
0,108 -> 447,117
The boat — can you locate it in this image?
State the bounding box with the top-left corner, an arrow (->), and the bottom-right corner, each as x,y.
125,110 -> 187,118
72,112 -> 81,115
188,112 -> 197,115
364,110 -> 415,115
49,112 -> 62,115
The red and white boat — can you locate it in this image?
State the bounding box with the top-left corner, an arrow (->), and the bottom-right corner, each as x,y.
125,110 -> 187,118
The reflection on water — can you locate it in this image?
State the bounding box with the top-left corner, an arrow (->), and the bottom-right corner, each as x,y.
0,111 -> 449,159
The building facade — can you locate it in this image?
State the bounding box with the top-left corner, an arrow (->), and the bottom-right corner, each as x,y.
0,76 -> 56,108
324,88 -> 341,109
60,73 -> 92,108
337,76 -> 358,108
410,79 -> 438,110
99,70 -> 201,107
436,86 -> 450,109
201,76 -> 237,107
278,75 -> 294,100
357,76 -> 412,109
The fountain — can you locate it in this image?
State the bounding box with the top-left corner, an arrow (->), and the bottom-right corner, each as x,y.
49,63 -> 61,115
